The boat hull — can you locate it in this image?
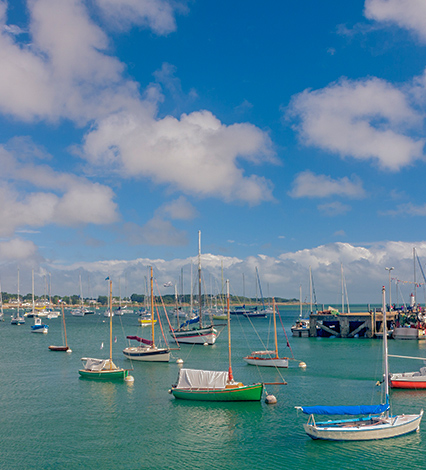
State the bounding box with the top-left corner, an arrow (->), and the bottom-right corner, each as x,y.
392,327 -> 426,340
390,372 -> 426,389
171,383 -> 263,402
170,326 -> 217,345
49,345 -> 70,351
304,413 -> 423,441
78,368 -> 129,380
123,347 -> 170,362
244,356 -> 288,368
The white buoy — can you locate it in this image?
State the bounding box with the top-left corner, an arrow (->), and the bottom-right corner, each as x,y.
176,358 -> 184,365
67,349 -> 72,354
125,375 -> 134,383
299,361 -> 307,369
203,342 -> 208,346
265,394 -> 277,404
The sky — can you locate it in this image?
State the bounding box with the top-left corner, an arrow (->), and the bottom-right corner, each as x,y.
1,0 -> 426,304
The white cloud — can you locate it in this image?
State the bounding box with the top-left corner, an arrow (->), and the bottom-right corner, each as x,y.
122,218 -> 188,246
289,171 -> 365,199
287,78 -> 425,170
0,144 -> 118,236
0,238 -> 39,260
94,0 -> 184,35
381,202 -> 426,217
82,109 -> 276,204
159,197 -> 198,220
365,0 -> 426,42
318,202 -> 351,217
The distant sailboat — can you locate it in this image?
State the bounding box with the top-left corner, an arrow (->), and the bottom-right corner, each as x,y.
123,267 -> 170,362
244,298 -> 289,368
79,278 -> 130,380
11,269 -> 25,325
49,301 -> 71,352
169,231 -> 220,345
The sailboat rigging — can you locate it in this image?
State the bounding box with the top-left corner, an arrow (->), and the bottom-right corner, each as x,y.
296,286 -> 423,441
49,301 -> 71,352
169,231 -> 221,345
123,266 -> 170,362
169,280 -> 264,401
79,278 -> 131,380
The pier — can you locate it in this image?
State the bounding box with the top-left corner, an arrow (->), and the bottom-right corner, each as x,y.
308,310 -> 397,338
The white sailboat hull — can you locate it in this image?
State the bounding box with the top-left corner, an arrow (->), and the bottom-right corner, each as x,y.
244,355 -> 288,368
304,412 -> 423,441
170,326 -> 217,345
123,346 -> 170,362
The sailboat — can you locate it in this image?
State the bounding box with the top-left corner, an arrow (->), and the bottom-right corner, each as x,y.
79,278 -> 130,380
244,298 -> 289,368
169,231 -> 219,345
49,301 -> 71,352
71,274 -> 87,316
11,268 -> 25,325
296,286 -> 423,441
169,280 -> 264,401
0,280 -> 4,322
123,267 -> 170,362
31,316 -> 49,334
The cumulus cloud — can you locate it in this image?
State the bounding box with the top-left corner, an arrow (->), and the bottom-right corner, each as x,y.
0,238 -> 39,260
82,109 -> 276,203
159,197 -> 198,220
289,171 -> 366,199
365,0 -> 426,43
94,0 -> 184,35
0,143 -> 118,236
287,78 -> 425,170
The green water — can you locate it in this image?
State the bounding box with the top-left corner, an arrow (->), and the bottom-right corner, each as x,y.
1,306 -> 425,469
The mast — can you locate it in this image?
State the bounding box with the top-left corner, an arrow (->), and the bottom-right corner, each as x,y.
32,269 -> 35,315
341,263 -> 344,314
174,283 -> 179,329
309,266 -> 313,314
150,266 -> 155,346
299,285 -> 302,318
109,278 -> 113,368
414,247 -> 417,306
273,298 -> 278,358
198,230 -> 202,328
0,279 -> 3,318
17,268 -> 20,319
61,301 -> 68,349
382,285 -> 389,415
227,279 -> 233,381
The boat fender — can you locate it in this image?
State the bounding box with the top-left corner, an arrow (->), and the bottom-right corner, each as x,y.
265,394 -> 277,404
67,349 -> 72,353
299,362 -> 307,369
168,389 -> 172,394
125,375 -> 134,383
176,358 -> 184,365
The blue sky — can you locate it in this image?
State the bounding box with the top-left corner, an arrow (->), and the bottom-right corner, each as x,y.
1,0 -> 426,304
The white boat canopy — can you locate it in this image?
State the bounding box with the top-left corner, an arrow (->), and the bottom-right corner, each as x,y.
176,368 -> 228,390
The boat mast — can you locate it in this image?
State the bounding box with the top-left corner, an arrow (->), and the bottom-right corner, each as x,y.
17,267 -> 20,319
413,247 -> 417,306
299,285 -> 302,318
150,266 -> 155,346
109,278 -> 113,369
273,298 -> 278,359
32,269 -> 35,315
61,301 -> 68,349
382,285 -> 390,416
309,266 -> 313,314
198,230 -> 202,328
227,279 -> 233,381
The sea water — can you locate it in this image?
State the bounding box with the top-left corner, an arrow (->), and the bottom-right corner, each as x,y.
1,306 -> 425,470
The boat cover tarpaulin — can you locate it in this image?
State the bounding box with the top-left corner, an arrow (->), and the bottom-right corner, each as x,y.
299,404 -> 389,416
179,316 -> 200,329
127,335 -> 153,346
176,368 -> 228,390
82,358 -> 118,371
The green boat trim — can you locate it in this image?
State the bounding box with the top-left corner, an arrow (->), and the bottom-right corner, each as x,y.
171,382 -> 264,401
78,368 -> 129,380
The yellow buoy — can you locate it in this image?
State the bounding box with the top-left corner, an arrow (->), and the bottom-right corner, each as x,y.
299,361 -> 307,369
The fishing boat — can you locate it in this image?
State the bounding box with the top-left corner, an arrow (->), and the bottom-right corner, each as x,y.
169,280 -> 264,401
169,231 -> 220,345
49,302 -> 71,352
31,316 -> 49,334
244,298 -> 289,368
11,269 -> 25,325
296,286 -> 423,441
123,267 -> 170,362
79,279 -> 130,380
